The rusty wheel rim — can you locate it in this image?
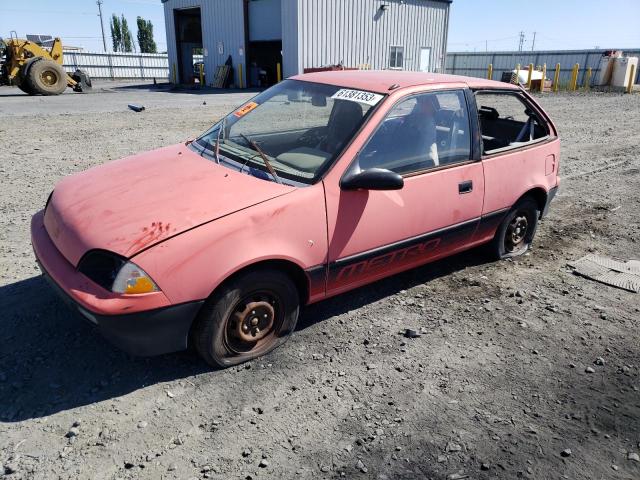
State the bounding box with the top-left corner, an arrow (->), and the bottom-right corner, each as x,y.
505,213 -> 529,253
225,292 -> 281,355
40,69 -> 58,87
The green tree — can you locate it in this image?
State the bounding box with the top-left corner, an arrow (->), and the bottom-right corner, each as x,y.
121,15 -> 133,52
136,17 -> 157,54
110,14 -> 122,52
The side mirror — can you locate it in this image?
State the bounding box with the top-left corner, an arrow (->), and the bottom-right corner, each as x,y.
341,168 -> 404,191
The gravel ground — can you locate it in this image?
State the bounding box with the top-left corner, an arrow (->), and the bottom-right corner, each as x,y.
1,83 -> 639,480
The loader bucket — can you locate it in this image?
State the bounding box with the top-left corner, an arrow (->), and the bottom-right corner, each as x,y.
71,69 -> 92,92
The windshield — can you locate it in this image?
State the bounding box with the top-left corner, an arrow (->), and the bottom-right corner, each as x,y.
194,79 -> 383,185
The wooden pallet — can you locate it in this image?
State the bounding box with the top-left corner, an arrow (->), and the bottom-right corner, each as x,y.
212,65 -> 231,88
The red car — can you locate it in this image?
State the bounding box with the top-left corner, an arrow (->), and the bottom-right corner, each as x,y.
31,71 -> 559,367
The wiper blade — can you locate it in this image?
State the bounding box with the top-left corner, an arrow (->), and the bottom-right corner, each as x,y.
240,133 -> 282,184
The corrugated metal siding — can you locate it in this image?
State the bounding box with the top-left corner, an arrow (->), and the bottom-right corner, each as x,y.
164,0 -> 246,85
62,51 -> 169,79
296,0 -> 449,74
281,0 -> 299,77
249,0 -> 282,41
163,0 -> 450,83
446,49 -> 640,85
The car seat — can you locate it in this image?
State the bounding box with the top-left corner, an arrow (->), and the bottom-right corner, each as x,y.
322,100 -> 364,154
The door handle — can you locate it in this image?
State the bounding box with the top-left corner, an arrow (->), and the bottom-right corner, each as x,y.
458,180 -> 473,194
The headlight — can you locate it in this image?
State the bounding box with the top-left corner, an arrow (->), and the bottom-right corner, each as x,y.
112,261 -> 159,294
78,250 -> 159,294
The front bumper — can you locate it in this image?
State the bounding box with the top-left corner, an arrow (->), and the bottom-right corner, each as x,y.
31,211 -> 203,356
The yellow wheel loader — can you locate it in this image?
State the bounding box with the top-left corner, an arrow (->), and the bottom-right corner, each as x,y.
0,33 -> 92,95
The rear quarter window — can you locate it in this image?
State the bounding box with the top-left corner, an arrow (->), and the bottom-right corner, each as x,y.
475,92 -> 550,154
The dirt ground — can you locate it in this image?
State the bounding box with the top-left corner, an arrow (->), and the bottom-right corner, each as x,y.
0,82 -> 639,480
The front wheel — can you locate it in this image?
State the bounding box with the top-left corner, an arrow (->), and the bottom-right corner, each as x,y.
27,59 -> 67,95
489,197 -> 539,259
192,269 -> 300,368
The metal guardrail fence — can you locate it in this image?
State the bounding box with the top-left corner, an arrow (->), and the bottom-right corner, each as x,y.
446,49 -> 640,86
62,51 -> 171,80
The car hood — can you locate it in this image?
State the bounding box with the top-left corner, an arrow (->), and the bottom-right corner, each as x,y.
44,144 -> 294,266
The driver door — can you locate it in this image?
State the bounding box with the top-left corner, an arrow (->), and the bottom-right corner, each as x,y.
324,89 -> 485,295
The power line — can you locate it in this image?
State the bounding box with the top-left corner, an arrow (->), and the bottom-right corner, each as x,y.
57,35 -> 122,39
448,35 -> 520,46
115,0 -> 164,5
0,8 -> 96,15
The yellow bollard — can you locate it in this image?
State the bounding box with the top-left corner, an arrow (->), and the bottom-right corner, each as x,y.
628,64 -> 636,94
276,62 -> 282,83
553,63 -> 560,92
526,63 -> 534,90
570,63 -> 579,91
199,63 -> 204,86
172,63 -> 177,84
514,64 -> 521,84
584,67 -> 592,90
487,63 -> 493,80
540,63 -> 547,92
238,63 -> 243,89
569,66 -> 574,91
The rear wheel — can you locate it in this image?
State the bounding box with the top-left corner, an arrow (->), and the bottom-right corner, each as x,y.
192,269 -> 300,368
17,81 -> 35,95
27,59 -> 67,95
16,57 -> 41,95
489,197 -> 539,259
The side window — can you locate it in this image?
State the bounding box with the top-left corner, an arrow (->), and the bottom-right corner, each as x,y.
475,92 -> 549,153
357,90 -> 471,175
389,46 -> 404,69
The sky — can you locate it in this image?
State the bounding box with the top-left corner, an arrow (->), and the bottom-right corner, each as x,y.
448,0 -> 640,52
1,0 -> 639,53
0,0 -> 168,52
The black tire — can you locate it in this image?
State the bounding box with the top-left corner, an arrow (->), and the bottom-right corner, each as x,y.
17,81 -> 35,95
27,59 -> 67,95
489,197 -> 539,259
16,57 -> 41,95
192,269 -> 300,368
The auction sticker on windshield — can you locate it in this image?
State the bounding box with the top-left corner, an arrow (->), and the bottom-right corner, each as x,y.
331,89 -> 384,106
234,102 -> 259,117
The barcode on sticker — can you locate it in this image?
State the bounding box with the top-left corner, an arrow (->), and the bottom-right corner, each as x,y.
331,89 -> 384,106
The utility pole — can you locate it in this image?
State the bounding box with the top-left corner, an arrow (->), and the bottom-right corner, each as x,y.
518,31 -> 525,52
531,32 -> 537,51
97,0 -> 107,52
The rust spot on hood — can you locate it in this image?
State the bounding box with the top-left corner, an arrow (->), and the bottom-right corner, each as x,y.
125,222 -> 169,255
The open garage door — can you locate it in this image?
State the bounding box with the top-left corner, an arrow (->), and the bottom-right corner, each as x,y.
174,7 -> 202,84
247,0 -> 282,86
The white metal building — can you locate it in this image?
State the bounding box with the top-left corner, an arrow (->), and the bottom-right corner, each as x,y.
162,0 -> 451,86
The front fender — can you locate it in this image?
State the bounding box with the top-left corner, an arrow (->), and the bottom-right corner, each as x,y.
131,183 -> 328,306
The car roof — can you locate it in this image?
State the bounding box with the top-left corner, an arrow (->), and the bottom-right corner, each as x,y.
290,70 -> 517,94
